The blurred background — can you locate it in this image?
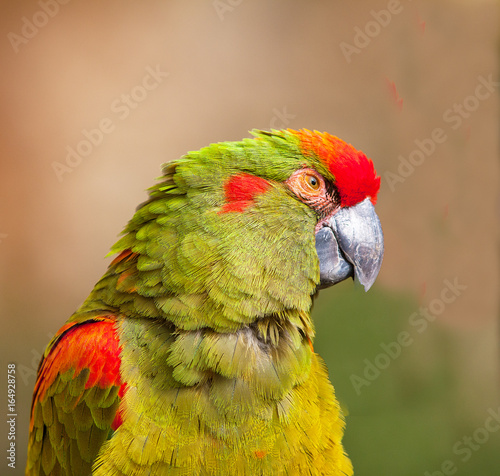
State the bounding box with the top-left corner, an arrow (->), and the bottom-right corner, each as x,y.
1,1 -> 498,474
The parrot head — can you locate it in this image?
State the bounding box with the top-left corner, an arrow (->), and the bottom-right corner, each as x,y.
112,128 -> 383,331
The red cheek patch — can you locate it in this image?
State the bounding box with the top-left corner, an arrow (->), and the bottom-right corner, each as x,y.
219,173 -> 270,213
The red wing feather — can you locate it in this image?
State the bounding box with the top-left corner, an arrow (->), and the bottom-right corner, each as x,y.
26,316 -> 124,475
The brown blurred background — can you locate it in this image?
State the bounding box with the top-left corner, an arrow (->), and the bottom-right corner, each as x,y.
1,1 -> 498,475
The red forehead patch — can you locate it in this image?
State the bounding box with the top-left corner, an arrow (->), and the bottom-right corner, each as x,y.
294,129 -> 380,207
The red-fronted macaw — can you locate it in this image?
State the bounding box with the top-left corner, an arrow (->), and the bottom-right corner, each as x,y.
26,129 -> 383,475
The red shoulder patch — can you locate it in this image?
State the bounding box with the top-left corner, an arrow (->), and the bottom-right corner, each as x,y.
293,129 -> 381,207
30,317 -> 123,429
219,173 -> 270,213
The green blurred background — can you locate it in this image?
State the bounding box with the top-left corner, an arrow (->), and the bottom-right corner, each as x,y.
1,1 -> 498,475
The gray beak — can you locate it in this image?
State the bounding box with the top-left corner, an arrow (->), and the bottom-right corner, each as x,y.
315,198 -> 384,291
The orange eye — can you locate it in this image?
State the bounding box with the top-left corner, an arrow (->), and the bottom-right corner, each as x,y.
302,170 -> 323,194
285,168 -> 325,200
305,173 -> 320,190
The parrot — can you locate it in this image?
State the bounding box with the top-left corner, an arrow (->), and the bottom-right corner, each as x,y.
26,128 -> 383,476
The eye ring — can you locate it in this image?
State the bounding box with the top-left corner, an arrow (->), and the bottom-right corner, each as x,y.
285,168 -> 326,200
